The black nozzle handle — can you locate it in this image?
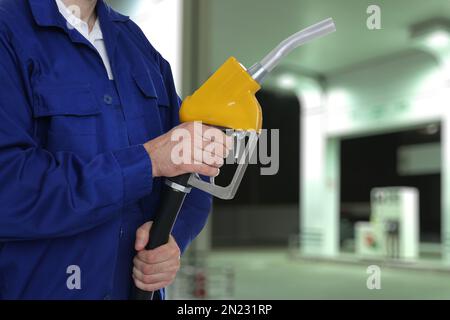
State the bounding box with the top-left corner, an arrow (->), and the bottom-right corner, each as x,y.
131,173 -> 191,300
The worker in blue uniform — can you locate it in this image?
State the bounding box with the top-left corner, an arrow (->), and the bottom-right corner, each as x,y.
0,0 -> 230,299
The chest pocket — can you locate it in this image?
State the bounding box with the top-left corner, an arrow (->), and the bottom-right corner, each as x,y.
133,70 -> 173,136
133,70 -> 171,107
32,83 -> 102,158
32,83 -> 101,135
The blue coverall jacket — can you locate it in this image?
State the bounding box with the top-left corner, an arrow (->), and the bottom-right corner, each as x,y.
0,0 -> 211,300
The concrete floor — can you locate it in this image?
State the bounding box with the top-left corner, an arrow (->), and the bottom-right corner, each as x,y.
205,249 -> 450,299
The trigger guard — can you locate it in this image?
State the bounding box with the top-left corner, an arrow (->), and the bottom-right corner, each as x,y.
187,132 -> 259,200
192,173 -> 215,185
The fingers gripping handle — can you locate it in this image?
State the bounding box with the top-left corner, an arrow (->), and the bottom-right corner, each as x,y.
131,174 -> 191,300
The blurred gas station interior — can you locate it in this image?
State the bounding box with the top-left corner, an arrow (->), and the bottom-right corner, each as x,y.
107,0 -> 450,299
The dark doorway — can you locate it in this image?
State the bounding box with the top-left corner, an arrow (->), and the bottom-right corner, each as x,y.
340,124 -> 441,250
211,89 -> 301,247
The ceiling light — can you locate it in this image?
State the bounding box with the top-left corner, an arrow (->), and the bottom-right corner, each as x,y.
411,18 -> 450,56
276,74 -> 297,90
426,30 -> 450,50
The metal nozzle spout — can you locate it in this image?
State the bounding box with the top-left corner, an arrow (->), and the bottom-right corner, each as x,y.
248,17 -> 336,84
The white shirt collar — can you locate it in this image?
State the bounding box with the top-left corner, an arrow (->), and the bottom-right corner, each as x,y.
54,0 -> 114,80
55,0 -> 103,42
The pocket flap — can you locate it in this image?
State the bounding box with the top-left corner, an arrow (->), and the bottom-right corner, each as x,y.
133,71 -> 170,107
33,84 -> 101,117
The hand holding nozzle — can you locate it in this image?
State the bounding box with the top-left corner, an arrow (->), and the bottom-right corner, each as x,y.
144,122 -> 233,178
132,17 -> 336,300
134,122 -> 232,300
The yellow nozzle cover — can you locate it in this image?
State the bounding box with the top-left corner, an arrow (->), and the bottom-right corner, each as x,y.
180,57 -> 262,132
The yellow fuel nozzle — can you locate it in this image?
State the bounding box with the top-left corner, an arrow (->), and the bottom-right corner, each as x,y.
180,17 -> 336,133
181,18 -> 336,199
180,57 -> 263,132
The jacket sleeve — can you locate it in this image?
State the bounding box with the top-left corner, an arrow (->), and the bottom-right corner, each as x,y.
157,53 -> 213,254
0,31 -> 154,241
